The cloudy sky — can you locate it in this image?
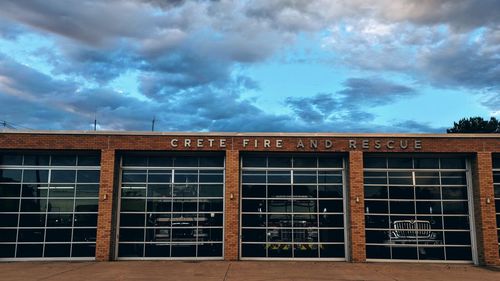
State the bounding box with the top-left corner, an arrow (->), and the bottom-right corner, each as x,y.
0,0 -> 498,132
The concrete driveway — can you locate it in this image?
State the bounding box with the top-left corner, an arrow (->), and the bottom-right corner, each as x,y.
0,261 -> 498,281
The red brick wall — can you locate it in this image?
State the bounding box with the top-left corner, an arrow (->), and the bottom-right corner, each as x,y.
224,150 -> 240,260
95,149 -> 117,261
472,152 -> 500,265
1,132 -> 499,264
348,151 -> 366,262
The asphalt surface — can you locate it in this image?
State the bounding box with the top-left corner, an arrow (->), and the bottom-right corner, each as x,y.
0,261 -> 499,281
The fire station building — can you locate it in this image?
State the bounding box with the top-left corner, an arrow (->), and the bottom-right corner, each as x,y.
0,131 -> 499,265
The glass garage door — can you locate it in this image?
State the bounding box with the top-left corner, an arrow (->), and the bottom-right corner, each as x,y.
240,155 -> 346,260
364,156 -> 474,261
0,152 -> 100,260
493,156 -> 500,257
117,154 -> 224,259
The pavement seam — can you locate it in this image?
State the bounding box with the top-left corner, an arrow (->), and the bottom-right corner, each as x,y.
222,262 -> 232,281
35,262 -> 96,281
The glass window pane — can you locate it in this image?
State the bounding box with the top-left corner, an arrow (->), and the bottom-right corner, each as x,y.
414,158 -> 439,169
441,172 -> 466,185
415,186 -> 441,200
364,157 -> 386,169
440,158 -> 465,169
16,244 -> 43,258
72,244 -> 96,257
74,214 -> 98,227
148,172 -> 171,183
0,229 -> 17,242
21,198 -> 47,212
77,155 -> 100,166
118,243 -> 144,258
174,157 -> 198,167
388,157 -> 412,169
318,157 -> 343,168
242,229 -> 266,242
76,184 -> 99,197
46,228 -> 72,242
173,184 -> 197,197
242,185 -> 265,198
365,186 -> 387,199
493,157 -> 500,169
123,156 -> 147,166
268,185 -> 291,198
293,157 -> 317,168
77,170 -> 100,183
199,157 -> 223,167
120,228 -> 145,242
148,156 -> 173,167
148,184 -> 171,197
147,199 -> 171,212
45,244 -> 71,257
51,155 -> 76,166
173,199 -> 197,212
47,199 -> 74,212
318,185 -> 342,198
389,186 -> 414,199
390,201 -> 415,214
199,199 -> 223,212
199,184 -> 223,197
364,172 -> 387,184
242,157 -> 266,167
366,245 -> 390,259
47,213 -> 73,227
0,183 -> 21,197
121,199 -> 145,212
268,157 -> 291,168
0,154 -> 23,165
388,172 -> 412,185
320,244 -> 345,258
22,184 -> 48,197
0,169 -> 22,182
0,198 -> 20,212
0,213 -> 19,227
122,171 -> 147,183
0,244 -> 15,258
49,185 -> 75,197
50,170 -> 76,183
18,229 -> 44,242
23,155 -> 50,166
23,170 -> 49,183
242,244 -> 266,257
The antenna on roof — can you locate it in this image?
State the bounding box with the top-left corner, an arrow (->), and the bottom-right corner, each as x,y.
93,113 -> 97,131
151,116 -> 156,132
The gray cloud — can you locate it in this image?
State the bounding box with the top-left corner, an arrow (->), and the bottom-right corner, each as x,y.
286,78 -> 415,124
0,55 -> 440,133
0,0 -> 492,133
374,0 -> 500,30
1,0 -> 497,90
417,33 -> 500,89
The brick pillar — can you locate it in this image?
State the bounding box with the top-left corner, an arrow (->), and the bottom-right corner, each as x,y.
348,151 -> 366,262
472,152 -> 500,265
95,149 -> 117,261
224,150 -> 240,260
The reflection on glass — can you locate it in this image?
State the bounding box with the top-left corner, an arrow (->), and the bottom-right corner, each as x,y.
241,155 -> 345,259
364,156 -> 472,261
118,154 -> 225,258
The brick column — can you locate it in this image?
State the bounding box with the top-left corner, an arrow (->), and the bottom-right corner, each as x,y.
95,149 -> 117,261
224,150 -> 240,260
348,151 -> 366,262
472,152 -> 500,265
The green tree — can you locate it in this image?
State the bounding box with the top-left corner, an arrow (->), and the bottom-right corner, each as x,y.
447,117 -> 500,133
